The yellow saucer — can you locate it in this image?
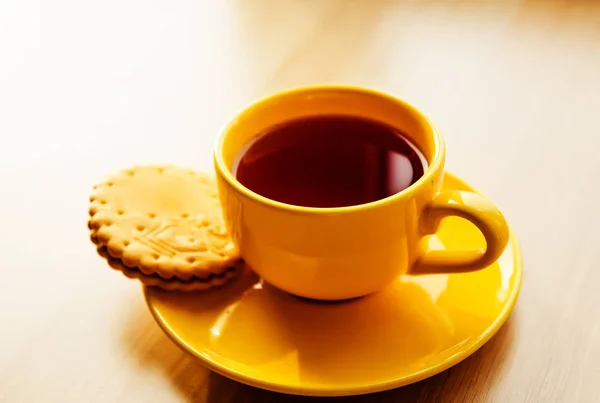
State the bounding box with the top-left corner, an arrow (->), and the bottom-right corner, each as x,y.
145,172 -> 522,397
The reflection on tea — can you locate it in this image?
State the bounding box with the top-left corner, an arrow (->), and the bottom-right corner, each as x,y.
234,115 -> 427,208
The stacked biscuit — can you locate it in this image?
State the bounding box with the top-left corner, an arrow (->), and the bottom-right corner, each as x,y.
88,165 -> 241,291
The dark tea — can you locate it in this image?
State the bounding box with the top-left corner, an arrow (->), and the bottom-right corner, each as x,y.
233,115 -> 427,208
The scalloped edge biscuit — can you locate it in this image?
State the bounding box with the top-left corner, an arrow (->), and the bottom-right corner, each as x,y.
97,247 -> 238,291
88,164 -> 241,283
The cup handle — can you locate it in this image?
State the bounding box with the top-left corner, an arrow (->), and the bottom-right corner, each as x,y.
410,190 -> 510,275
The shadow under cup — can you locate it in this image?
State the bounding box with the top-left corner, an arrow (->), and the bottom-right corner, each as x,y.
214,86 -> 446,301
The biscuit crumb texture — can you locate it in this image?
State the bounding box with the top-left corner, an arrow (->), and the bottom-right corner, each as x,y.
88,165 -> 241,283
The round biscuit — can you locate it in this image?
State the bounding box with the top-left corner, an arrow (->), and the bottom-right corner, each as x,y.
89,165 -> 241,279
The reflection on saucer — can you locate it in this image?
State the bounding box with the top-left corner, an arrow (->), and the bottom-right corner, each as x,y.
203,271 -> 455,385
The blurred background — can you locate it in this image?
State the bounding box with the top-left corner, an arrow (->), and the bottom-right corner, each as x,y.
1,1 -> 600,402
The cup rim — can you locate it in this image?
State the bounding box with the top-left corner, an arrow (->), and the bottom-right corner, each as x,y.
214,85 -> 445,215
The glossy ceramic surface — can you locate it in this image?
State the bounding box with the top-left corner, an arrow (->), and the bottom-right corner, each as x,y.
214,86 -> 510,300
145,172 -> 522,397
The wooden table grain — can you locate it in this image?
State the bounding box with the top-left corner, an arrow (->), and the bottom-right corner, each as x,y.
1,1 -> 600,402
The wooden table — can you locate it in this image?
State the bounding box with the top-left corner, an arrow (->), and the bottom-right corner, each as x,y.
2,1 -> 600,402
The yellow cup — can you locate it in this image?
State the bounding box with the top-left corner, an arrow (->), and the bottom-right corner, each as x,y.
214,86 -> 509,300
